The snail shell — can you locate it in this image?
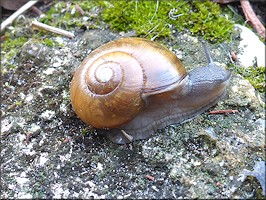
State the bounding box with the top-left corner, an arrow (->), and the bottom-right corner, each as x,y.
70,37 -> 231,144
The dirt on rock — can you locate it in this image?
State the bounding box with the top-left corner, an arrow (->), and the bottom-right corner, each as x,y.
1,26 -> 265,198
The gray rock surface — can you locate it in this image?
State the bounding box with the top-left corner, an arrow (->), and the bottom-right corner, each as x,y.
235,24 -> 265,68
1,29 -> 265,199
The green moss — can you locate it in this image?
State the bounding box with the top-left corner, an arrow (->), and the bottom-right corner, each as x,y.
15,101 -> 23,106
13,0 -> 233,42
186,1 -> 234,42
36,37 -> 59,47
1,34 -> 58,71
2,49 -> 18,63
81,128 -> 89,136
2,36 -> 28,54
1,1 -> 91,64
1,36 -> 28,68
38,1 -> 99,30
1,0 -> 235,72
43,38 -> 53,47
231,65 -> 265,93
99,0 -> 234,42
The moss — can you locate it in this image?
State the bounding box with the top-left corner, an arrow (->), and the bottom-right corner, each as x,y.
2,36 -> 28,51
34,37 -> 60,47
38,1 -> 99,30
99,0 -> 234,42
1,36 -> 28,71
230,65 -> 265,93
43,38 -> 55,47
1,0 -> 234,62
15,101 -> 23,107
186,1 -> 234,42
81,128 -> 89,136
1,32 -> 62,73
241,66 -> 265,93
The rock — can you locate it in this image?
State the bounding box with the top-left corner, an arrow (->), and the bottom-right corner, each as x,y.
235,24 -> 265,68
1,28 -> 265,199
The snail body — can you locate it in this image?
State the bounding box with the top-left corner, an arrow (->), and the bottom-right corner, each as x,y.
70,37 -> 231,144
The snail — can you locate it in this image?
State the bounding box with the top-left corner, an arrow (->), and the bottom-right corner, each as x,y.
70,37 -> 231,144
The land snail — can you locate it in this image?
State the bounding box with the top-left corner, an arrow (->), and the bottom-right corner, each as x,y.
70,37 -> 231,144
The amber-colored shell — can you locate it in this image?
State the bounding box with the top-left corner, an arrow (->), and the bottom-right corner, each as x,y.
70,37 -> 186,128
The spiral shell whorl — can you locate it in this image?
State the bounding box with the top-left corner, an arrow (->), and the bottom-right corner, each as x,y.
70,50 -> 145,128
70,37 -> 187,129
86,54 -> 123,95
